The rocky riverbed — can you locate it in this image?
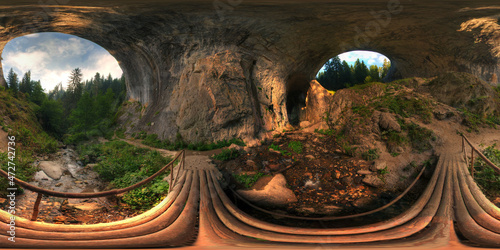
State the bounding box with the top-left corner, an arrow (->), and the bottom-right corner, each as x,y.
1,147 -> 139,224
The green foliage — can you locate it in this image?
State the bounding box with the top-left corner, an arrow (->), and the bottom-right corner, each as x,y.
233,172 -> 268,189
314,129 -> 334,136
362,148 -> 380,161
378,166 -> 389,175
382,130 -> 407,153
269,144 -> 280,151
29,80 -> 46,106
115,128 -> 126,139
317,56 -> 390,91
142,133 -> 245,151
373,91 -> 433,123
0,151 -> 37,197
78,140 -> 171,210
288,141 -> 303,154
406,123 -> 435,152
37,99 -> 64,137
135,131 -> 148,139
460,109 -> 500,132
352,105 -> 372,118
268,143 -> 292,156
7,68 -> 19,96
212,149 -> 240,161
473,144 -> 500,197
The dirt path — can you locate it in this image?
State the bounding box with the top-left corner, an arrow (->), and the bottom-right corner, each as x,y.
120,138 -> 177,158
120,138 -> 227,158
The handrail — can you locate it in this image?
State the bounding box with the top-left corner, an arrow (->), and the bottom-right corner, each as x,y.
229,162 -> 427,221
0,148 -> 186,221
461,134 -> 500,175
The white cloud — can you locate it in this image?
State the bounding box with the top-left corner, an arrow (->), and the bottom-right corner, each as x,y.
3,50 -> 49,73
81,51 -> 122,81
2,33 -> 122,91
24,33 -> 40,38
338,50 -> 389,67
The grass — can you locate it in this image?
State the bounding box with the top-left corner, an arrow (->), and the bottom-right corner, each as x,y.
460,109 -> 500,132
373,91 -> 433,124
314,129 -> 334,136
0,88 -> 59,197
78,140 -> 171,210
377,166 -> 389,183
288,141 -> 303,154
233,172 -> 268,189
362,148 -> 380,161
406,123 -> 436,152
269,143 -> 292,156
473,144 -> 500,197
212,149 -> 240,161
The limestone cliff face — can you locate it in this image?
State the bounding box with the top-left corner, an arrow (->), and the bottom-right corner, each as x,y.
0,1 -> 499,142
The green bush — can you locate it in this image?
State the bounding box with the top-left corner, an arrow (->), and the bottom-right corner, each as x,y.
142,132 -> 245,151
288,141 -> 303,154
314,129 -> 334,136
362,148 -> 380,161
78,140 -> 171,210
212,149 -> 240,161
233,172 -> 268,189
374,92 -> 433,123
406,123 -> 435,152
473,144 -> 500,197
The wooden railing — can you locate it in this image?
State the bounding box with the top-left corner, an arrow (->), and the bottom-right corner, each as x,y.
461,134 -> 500,177
0,150 -> 185,221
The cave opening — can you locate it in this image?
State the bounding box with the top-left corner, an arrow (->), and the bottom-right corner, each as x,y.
286,75 -> 309,126
315,50 -> 391,91
1,32 -> 123,94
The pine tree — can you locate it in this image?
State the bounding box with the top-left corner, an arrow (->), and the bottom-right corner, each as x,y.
69,92 -> 95,133
317,56 -> 343,90
38,99 -> 64,136
380,59 -> 391,80
68,68 -> 83,99
30,80 -> 46,105
353,59 -> 368,84
7,68 -> 19,96
368,65 -> 381,82
19,70 -> 33,94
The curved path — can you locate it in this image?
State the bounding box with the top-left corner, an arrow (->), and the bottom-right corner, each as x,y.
2,135 -> 500,249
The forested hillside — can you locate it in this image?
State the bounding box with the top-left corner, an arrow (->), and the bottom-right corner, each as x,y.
5,67 -> 126,143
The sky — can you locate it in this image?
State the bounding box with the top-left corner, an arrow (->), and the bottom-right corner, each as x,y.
338,50 -> 389,67
2,32 -> 123,92
318,50 -> 390,75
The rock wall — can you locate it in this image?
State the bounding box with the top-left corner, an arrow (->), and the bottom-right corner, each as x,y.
0,1 -> 499,142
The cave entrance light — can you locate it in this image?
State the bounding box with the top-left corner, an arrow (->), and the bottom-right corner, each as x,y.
316,50 -> 391,91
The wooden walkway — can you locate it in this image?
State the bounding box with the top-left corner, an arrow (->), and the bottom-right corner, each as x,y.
1,148 -> 500,249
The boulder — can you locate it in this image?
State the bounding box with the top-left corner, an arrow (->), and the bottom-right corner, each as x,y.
362,175 -> 385,188
237,174 -> 297,208
379,112 -> 401,132
357,170 -> 373,175
33,170 -> 53,182
370,160 -> 387,172
38,161 -> 65,180
304,80 -> 335,124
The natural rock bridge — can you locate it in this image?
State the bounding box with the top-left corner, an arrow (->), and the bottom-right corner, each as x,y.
1,1 -> 500,249
0,0 -> 499,143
